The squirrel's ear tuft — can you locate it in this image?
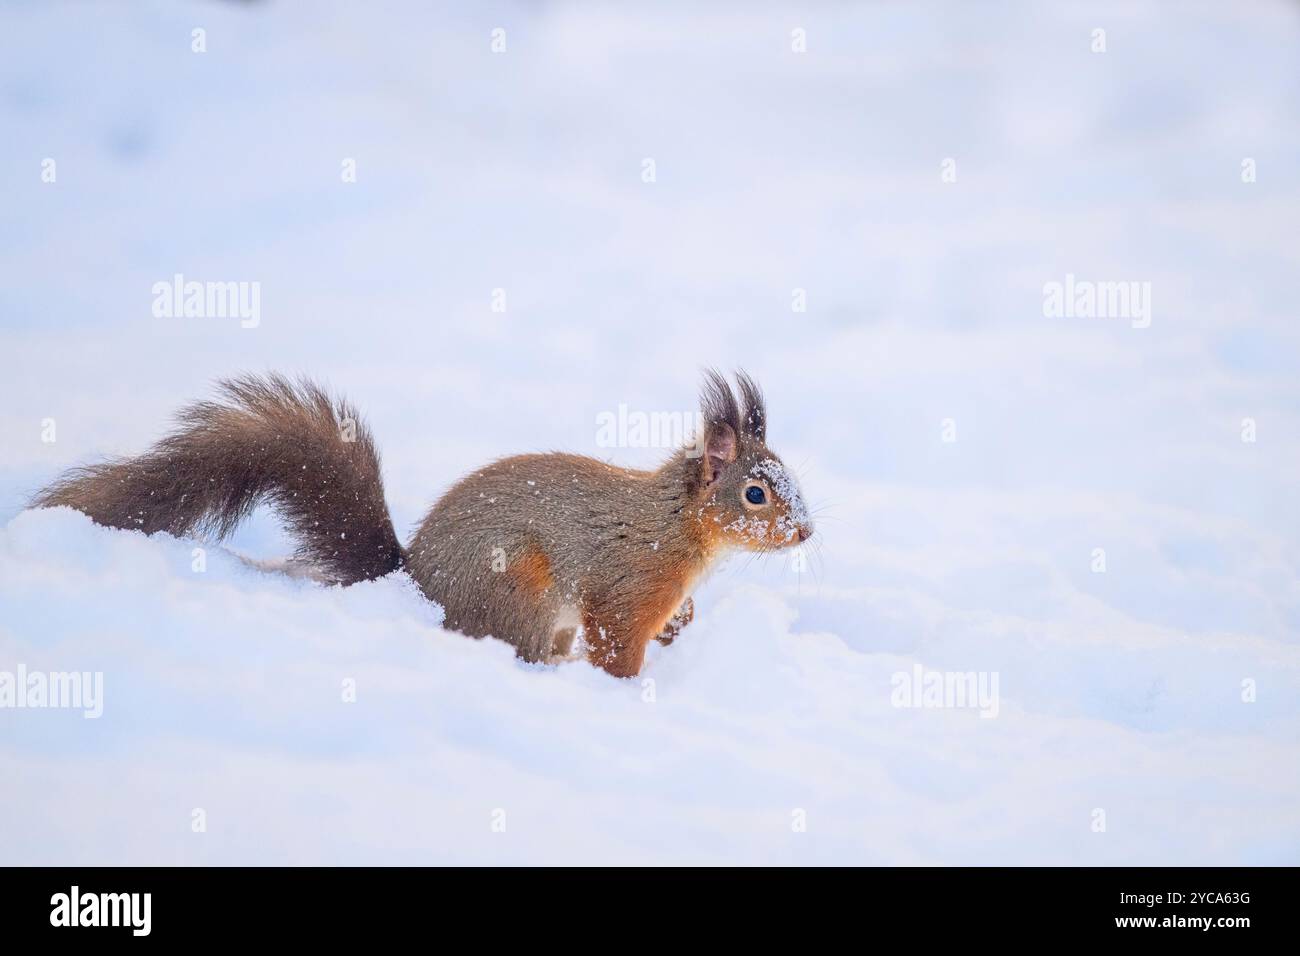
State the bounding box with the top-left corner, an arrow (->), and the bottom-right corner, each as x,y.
735,370 -> 766,442
699,368 -> 741,437
698,370 -> 741,488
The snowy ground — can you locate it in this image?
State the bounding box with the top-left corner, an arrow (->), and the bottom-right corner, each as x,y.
2,1 -> 1299,864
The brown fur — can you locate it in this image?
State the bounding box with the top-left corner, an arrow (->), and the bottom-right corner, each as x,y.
31,374 -> 403,585
32,371 -> 812,677
405,370 -> 811,674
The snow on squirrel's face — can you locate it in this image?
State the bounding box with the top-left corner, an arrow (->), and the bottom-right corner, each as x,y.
701,451 -> 813,553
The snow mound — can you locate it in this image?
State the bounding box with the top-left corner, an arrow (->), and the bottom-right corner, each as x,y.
1,507 -> 1296,865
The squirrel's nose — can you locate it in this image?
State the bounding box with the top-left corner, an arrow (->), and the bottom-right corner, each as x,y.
797,525 -> 813,542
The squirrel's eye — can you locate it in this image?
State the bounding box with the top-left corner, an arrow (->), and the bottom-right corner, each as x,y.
745,485 -> 767,506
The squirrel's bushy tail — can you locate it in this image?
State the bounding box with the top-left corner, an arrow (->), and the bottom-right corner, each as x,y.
32,374 -> 404,584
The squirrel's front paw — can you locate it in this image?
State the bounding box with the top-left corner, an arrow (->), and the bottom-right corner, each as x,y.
654,597 -> 694,646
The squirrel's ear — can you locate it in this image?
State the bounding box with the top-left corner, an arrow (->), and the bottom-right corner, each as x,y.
697,369 -> 741,487
702,422 -> 737,485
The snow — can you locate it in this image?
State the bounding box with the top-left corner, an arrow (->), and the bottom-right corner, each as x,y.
2,0 -> 1299,864
3,505 -> 1297,864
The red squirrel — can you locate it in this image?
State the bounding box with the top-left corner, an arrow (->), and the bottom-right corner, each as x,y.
32,371 -> 813,676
